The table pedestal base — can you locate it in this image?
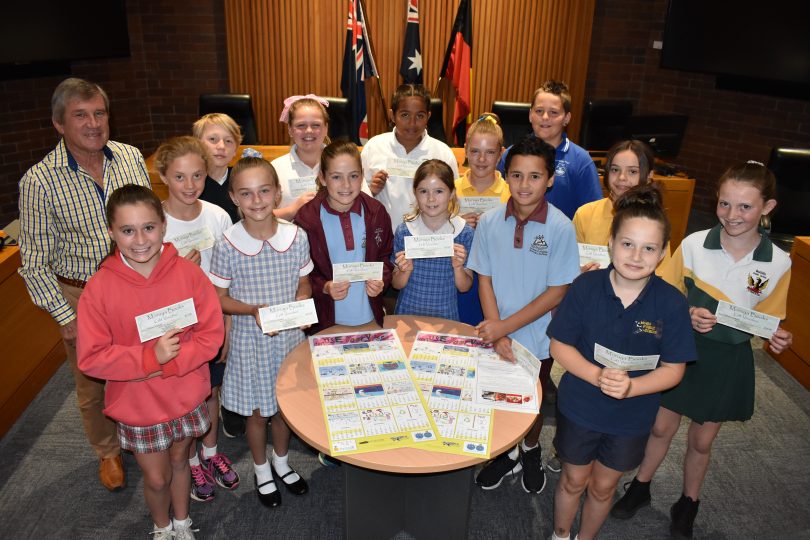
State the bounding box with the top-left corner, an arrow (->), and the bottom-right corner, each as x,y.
344,463 -> 474,539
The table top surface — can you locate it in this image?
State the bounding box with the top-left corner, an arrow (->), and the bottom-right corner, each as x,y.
276,315 -> 539,474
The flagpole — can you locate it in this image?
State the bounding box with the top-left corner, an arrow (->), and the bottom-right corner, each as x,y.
357,0 -> 388,121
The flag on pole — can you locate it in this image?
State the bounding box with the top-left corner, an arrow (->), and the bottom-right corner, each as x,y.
399,0 -> 423,84
341,0 -> 379,144
439,0 -> 472,145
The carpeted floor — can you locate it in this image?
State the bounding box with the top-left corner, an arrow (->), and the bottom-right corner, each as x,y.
1,348 -> 809,539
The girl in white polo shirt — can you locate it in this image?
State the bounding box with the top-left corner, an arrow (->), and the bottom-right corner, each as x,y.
611,161 -> 794,538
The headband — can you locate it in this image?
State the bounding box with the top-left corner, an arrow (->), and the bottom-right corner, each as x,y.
279,94 -> 330,123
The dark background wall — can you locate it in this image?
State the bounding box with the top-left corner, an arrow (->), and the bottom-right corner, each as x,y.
2,0 -> 808,225
585,0 -> 810,213
0,0 -> 227,225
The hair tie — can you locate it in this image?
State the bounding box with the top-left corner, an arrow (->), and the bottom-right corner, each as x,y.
241,147 -> 263,158
478,113 -> 497,124
279,94 -> 330,123
746,160 -> 764,166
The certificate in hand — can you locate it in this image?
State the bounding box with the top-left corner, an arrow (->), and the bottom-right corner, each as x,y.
715,300 -> 780,339
168,227 -> 216,256
332,262 -> 384,282
578,243 -> 611,269
594,343 -> 659,371
386,157 -> 421,178
259,299 -> 318,334
135,298 -> 198,343
288,176 -> 318,197
459,196 -> 501,216
404,234 -> 455,259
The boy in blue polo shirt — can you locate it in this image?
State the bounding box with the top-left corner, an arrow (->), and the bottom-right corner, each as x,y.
468,135 -> 580,494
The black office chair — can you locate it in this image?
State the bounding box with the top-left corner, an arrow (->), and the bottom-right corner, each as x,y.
427,98 -> 447,143
323,97 -> 351,142
766,147 -> 810,252
580,99 -> 634,151
491,101 -> 532,148
199,93 -> 259,144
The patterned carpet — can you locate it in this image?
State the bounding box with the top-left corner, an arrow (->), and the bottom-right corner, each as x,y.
1,348 -> 808,539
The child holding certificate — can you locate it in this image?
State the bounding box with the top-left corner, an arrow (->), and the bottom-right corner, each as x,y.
77,185 -> 225,539
467,135 -> 580,494
546,184 -> 696,540
611,162 -> 793,538
209,157 -> 314,508
154,136 -> 239,503
272,94 -> 330,220
295,140 -> 394,332
193,113 -> 242,224
455,113 -> 510,325
391,159 -> 473,320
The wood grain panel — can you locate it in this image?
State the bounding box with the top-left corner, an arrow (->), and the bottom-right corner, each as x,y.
225,0 -> 595,146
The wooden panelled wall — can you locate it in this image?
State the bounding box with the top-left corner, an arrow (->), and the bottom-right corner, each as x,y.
224,0 -> 596,146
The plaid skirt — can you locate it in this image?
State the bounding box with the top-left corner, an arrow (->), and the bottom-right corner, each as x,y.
117,403 -> 210,454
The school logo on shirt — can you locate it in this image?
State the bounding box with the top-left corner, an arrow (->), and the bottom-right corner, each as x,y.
555,160 -> 568,177
747,270 -> 769,296
373,227 -> 384,247
529,235 -> 548,256
635,320 -> 662,338
361,233 -> 366,249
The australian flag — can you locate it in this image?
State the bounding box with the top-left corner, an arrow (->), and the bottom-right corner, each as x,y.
399,0 -> 422,84
341,0 -> 379,144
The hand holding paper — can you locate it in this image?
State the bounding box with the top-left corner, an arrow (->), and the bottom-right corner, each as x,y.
154,328 -> 182,365
768,326 -> 793,354
598,368 -> 631,399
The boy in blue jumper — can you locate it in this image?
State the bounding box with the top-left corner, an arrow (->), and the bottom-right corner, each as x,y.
468,135 -> 580,493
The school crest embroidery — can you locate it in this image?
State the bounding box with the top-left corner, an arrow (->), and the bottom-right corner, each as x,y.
635,320 -> 663,338
373,227 -> 384,247
529,234 -> 548,256
747,272 -> 769,296
555,160 -> 568,177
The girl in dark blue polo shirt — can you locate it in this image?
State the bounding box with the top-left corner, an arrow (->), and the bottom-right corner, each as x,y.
546,184 -> 696,540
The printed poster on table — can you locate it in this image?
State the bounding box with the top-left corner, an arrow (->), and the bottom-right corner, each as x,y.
475,339 -> 542,414
408,331 -> 496,458
309,329 -> 440,456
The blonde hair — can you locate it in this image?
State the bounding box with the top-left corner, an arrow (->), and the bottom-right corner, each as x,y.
404,159 -> 460,224
192,113 -> 243,146
286,98 -> 331,145
153,136 -> 210,176
465,112 -> 504,147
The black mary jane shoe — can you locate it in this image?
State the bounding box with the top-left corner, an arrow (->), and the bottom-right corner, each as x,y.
254,474 -> 281,507
272,464 -> 309,495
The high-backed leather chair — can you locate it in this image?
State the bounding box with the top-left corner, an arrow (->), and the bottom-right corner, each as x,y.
766,147 -> 810,251
199,93 -> 259,144
427,98 -> 447,143
580,99 -> 634,151
323,97 -> 351,142
491,101 -> 532,148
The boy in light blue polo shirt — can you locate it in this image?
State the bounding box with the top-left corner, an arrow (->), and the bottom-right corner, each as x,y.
468,135 -> 579,494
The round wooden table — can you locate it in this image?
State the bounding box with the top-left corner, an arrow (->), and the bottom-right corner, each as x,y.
277,315 -> 540,539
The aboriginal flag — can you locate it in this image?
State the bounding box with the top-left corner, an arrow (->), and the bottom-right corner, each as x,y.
439,0 -> 472,145
399,0 -> 423,84
341,0 -> 379,144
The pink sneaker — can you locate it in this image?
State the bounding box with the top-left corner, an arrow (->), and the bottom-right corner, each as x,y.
203,453 -> 240,490
190,464 -> 215,502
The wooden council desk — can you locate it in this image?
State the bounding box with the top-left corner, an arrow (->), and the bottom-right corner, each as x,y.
276,315 -> 539,539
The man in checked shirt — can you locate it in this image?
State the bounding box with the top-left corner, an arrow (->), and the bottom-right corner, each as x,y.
18,78 -> 151,491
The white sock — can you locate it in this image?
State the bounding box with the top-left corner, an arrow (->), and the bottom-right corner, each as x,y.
521,439 -> 539,452
189,453 -> 200,467
271,449 -> 300,483
507,445 -> 520,461
172,517 -> 190,529
550,532 -> 570,540
254,460 -> 277,494
202,444 -> 217,459
153,523 -> 172,533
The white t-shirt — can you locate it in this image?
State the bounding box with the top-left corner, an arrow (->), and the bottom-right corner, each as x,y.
361,129 -> 459,231
164,200 -> 233,274
271,144 -> 321,209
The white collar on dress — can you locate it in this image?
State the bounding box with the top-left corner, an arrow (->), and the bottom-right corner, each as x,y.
223,220 -> 298,256
405,214 -> 466,237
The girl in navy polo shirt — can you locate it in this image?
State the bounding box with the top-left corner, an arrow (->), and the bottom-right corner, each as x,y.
546,184 -> 697,540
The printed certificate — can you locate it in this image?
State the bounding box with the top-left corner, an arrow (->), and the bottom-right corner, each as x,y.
258,299 -> 318,334
332,262 -> 384,282
578,243 -> 611,269
167,227 -> 215,256
288,175 -> 318,197
594,343 -> 659,371
404,234 -> 455,259
409,331 -> 495,457
310,329 -> 441,456
386,157 -> 422,178
459,196 -> 501,215
715,300 -> 780,339
475,339 -> 541,414
135,298 -> 198,342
